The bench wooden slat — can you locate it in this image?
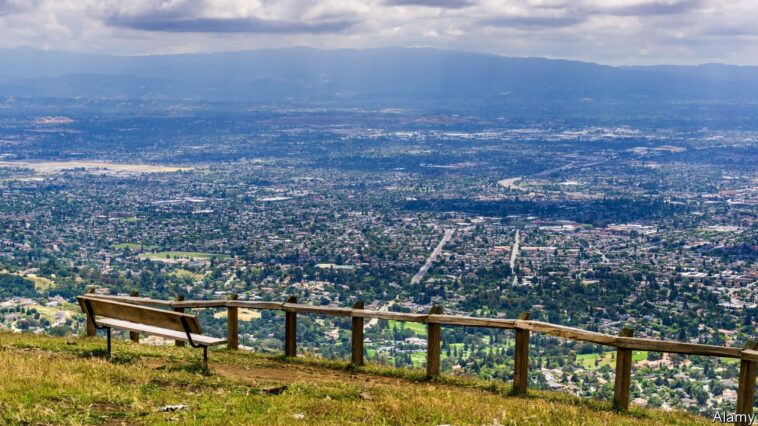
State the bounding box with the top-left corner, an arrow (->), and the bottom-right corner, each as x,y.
78,295 -> 202,334
97,318 -> 226,346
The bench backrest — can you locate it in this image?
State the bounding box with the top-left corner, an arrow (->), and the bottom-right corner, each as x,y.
77,295 -> 202,334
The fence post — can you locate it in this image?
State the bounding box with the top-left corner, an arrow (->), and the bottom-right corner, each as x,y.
227,293 -> 239,350
426,306 -> 443,378
174,295 -> 185,347
736,340 -> 758,426
613,327 -> 635,411
284,296 -> 297,357
512,312 -> 531,394
84,287 -> 96,337
128,291 -> 140,343
351,301 -> 365,366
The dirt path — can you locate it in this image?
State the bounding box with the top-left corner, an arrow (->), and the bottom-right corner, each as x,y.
144,357 -> 410,389
214,362 -> 363,385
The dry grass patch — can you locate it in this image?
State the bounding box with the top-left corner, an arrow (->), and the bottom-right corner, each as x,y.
0,332 -> 713,425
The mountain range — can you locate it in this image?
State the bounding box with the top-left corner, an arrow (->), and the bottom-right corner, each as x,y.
1,46 -> 758,103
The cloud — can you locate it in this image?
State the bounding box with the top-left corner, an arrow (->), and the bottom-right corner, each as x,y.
106,14 -> 355,34
701,26 -> 758,37
0,0 -> 36,16
99,0 -> 358,34
384,0 -> 474,9
2,0 -> 758,65
479,1 -> 705,31
599,0 -> 704,17
480,14 -> 586,29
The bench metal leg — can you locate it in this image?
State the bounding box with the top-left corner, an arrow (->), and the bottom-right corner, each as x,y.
106,327 -> 112,358
203,346 -> 208,370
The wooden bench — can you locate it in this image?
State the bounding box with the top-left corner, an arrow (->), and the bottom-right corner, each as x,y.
77,295 -> 225,368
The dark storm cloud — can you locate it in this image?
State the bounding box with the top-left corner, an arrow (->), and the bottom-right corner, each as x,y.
106,14 -> 356,34
480,14 -> 586,30
384,0 -> 474,9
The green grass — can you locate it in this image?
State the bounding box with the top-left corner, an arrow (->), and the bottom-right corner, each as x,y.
410,351 -> 426,366
0,272 -> 56,290
576,351 -> 649,369
169,269 -> 209,280
25,273 -> 56,290
388,320 -> 426,336
170,268 -> 196,278
113,243 -> 159,251
632,351 -> 648,363
0,332 -> 713,425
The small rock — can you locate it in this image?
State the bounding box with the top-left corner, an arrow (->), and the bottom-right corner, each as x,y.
292,413 -> 305,420
161,404 -> 188,412
359,392 -> 373,400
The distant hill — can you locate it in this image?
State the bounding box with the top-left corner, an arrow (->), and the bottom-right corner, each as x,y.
1,46 -> 758,103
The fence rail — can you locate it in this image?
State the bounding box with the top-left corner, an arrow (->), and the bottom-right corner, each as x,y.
83,291 -> 758,424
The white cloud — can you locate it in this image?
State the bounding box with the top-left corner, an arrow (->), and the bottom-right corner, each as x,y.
0,0 -> 756,64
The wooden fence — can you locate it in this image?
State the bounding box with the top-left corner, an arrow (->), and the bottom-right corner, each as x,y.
83,291 -> 758,425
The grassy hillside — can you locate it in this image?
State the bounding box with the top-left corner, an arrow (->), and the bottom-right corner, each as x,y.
0,332 -> 713,425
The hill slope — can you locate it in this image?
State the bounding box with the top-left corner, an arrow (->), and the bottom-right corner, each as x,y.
0,332 -> 711,425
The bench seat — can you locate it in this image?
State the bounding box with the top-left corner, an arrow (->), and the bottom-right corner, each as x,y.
78,294 -> 223,368
97,318 -> 227,346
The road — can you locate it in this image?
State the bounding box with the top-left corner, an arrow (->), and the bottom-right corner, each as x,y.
411,228 -> 454,285
510,229 -> 521,285
497,159 -> 610,192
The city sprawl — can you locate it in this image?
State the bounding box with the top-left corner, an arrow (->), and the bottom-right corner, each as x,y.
0,100 -> 756,415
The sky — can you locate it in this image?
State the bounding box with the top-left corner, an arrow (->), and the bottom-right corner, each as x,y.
1,0 -> 757,65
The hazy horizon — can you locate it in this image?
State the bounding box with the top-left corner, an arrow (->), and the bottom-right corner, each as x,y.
4,44 -> 758,68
